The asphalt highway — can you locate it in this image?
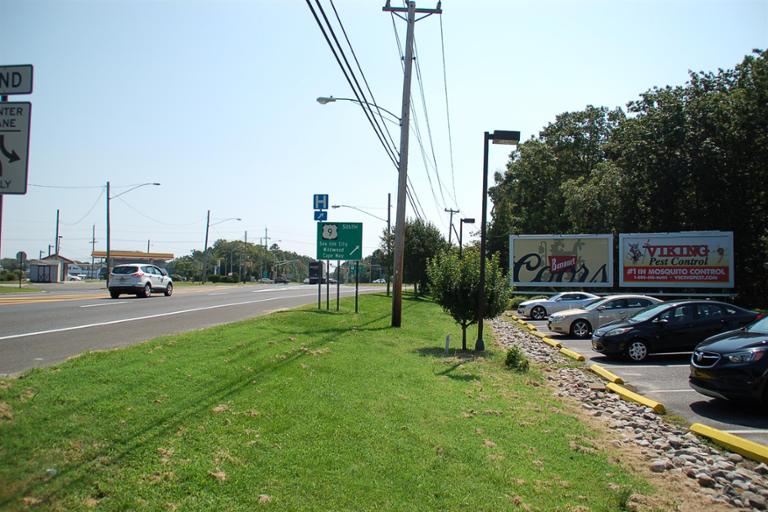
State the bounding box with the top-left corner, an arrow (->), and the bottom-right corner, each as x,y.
525,317 -> 768,445
0,282 -> 377,376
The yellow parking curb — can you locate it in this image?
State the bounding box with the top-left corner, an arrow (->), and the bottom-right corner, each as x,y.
606,382 -> 665,414
690,423 -> 768,464
559,347 -> 586,362
541,337 -> 562,349
531,331 -> 547,339
526,323 -> 537,331
589,364 -> 624,384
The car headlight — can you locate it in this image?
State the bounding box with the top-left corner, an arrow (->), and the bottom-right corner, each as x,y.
724,350 -> 767,363
606,327 -> 633,336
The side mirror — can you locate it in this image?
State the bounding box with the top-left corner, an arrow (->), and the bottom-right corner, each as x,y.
597,306 -> 606,311
654,318 -> 668,326
159,268 -> 168,276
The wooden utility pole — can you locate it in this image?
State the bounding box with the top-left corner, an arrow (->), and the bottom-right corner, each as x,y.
384,0 -> 442,327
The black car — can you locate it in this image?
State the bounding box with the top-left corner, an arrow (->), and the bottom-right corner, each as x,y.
591,300 -> 759,362
689,315 -> 768,404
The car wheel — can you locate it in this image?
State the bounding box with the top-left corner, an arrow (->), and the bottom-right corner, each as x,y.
571,319 -> 592,339
626,340 -> 649,362
164,282 -> 173,297
141,283 -> 152,298
109,290 -> 120,299
531,306 -> 547,320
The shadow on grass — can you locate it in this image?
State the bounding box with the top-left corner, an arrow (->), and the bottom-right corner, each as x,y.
413,347 -> 491,360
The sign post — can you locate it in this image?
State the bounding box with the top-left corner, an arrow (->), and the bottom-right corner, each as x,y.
0,64 -> 33,269
317,222 -> 363,312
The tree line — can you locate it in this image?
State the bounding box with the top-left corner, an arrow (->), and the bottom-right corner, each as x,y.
487,50 -> 767,305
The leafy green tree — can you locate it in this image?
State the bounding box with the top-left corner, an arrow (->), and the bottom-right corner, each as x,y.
404,219 -> 447,295
428,248 -> 510,351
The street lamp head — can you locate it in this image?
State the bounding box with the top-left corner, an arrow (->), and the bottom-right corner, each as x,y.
331,205 -> 341,209
152,182 -> 161,186
462,218 -> 475,224
490,130 -> 520,145
317,96 -> 336,105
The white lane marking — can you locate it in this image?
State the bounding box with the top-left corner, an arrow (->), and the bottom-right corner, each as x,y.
80,302 -> 127,308
643,389 -> 697,393
0,292 -> 319,342
252,287 -> 301,293
605,364 -> 689,369
208,293 -> 228,296
722,429 -> 768,435
0,288 -> 373,342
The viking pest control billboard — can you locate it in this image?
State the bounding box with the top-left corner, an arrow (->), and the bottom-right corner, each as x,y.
619,231 -> 734,288
509,234 -> 613,287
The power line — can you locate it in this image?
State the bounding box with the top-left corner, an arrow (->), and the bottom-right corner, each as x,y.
439,14 -> 458,209
60,189 -> 105,226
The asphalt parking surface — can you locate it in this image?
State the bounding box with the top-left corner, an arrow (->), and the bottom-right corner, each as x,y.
522,317 -> 768,445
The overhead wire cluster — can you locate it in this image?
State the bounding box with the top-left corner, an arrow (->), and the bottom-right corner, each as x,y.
305,0 -> 452,223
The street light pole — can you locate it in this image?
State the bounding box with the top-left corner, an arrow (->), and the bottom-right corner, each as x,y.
444,208 -> 459,246
476,130 -> 519,352
202,209 -> 210,283
459,217 -> 475,258
387,192 -> 391,297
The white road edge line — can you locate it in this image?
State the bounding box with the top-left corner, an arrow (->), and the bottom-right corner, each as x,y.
1,289 -> 374,342
80,302 -> 128,308
642,389 -> 697,393
722,429 -> 768,435
0,292 -> 319,342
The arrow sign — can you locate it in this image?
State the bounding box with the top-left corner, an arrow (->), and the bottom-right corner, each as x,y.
314,210 -> 328,221
0,135 -> 20,163
349,246 -> 360,257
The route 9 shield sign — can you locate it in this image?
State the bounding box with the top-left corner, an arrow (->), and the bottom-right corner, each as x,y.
316,222 -> 363,261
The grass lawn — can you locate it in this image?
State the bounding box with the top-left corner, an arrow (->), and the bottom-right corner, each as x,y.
0,285 -> 40,294
0,294 -> 649,511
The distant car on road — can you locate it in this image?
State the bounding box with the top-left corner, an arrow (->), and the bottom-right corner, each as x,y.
274,276 -> 289,284
67,274 -> 82,281
108,264 -> 173,299
373,278 -> 386,284
258,278 -> 274,284
517,292 -> 601,320
689,314 -> 768,405
547,294 -> 662,339
591,300 -> 759,361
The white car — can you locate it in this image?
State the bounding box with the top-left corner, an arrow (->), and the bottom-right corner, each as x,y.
108,263 -> 173,299
547,294 -> 662,338
517,292 -> 600,320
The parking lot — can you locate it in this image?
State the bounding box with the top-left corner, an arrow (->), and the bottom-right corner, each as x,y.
522,316 -> 768,445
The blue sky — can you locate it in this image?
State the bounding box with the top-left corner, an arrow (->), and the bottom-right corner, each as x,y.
1,0 -> 766,262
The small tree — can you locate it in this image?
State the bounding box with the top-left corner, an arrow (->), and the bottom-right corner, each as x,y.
428,248 -> 511,351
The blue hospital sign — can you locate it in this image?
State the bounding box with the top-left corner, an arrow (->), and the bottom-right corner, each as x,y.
313,194 -> 329,210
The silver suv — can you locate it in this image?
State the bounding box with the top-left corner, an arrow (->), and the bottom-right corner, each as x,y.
108,264 -> 173,299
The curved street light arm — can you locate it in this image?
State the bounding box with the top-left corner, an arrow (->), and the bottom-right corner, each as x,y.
110,182 -> 161,200
317,96 -> 401,125
331,204 -> 387,223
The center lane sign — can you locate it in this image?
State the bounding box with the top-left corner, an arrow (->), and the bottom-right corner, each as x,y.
317,222 -> 363,261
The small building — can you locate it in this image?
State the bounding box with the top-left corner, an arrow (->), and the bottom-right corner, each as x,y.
28,259 -> 62,283
40,254 -> 80,281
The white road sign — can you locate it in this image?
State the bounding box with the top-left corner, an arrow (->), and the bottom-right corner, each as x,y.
0,65 -> 33,95
0,102 -> 31,195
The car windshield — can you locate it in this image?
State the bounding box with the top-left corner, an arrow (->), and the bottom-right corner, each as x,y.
112,266 -> 138,275
747,316 -> 768,334
627,302 -> 672,323
584,298 -> 610,311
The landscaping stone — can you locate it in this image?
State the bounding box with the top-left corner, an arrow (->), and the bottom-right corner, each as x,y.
493,317 -> 768,511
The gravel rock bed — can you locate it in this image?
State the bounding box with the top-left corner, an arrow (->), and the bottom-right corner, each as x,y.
493,317 -> 768,511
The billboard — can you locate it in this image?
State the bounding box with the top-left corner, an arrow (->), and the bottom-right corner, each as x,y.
509,234 -> 613,287
619,231 -> 734,288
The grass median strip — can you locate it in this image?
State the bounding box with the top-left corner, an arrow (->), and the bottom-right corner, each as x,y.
0,294 -> 649,511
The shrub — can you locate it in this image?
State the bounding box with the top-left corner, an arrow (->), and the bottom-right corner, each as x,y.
504,347 -> 530,372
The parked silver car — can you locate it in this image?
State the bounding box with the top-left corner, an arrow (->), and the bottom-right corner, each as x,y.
517,292 -> 600,320
547,294 -> 661,338
108,263 -> 173,299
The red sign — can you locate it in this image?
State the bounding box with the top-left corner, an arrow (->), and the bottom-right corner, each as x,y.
549,255 -> 577,274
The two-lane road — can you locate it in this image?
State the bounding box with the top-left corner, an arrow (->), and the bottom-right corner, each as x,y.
0,284 -> 376,376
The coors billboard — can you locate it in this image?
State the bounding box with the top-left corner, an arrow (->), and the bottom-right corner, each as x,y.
619,231 -> 734,288
509,234 -> 613,287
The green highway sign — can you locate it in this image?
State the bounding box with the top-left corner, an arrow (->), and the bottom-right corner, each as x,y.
317,222 -> 363,261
